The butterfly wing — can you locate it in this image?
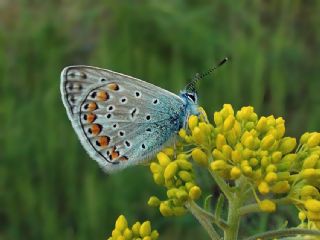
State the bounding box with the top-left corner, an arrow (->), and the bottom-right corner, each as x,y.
61,66 -> 186,172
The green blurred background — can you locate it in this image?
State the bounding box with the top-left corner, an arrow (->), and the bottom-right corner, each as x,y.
1,0 -> 320,239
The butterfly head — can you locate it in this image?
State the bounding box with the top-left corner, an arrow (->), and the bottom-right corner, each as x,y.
180,90 -> 199,116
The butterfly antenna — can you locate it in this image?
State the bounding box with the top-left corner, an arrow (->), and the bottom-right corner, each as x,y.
186,57 -> 229,92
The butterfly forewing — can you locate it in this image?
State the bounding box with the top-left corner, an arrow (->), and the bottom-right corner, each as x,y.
61,66 -> 185,172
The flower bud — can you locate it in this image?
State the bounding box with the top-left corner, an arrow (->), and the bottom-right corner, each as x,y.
271,181 -> 290,194
301,168 -> 317,179
271,151 -> 282,163
140,221 -> 151,237
259,199 -> 276,212
216,134 -> 227,150
256,117 -> 268,132
210,160 -> 227,171
230,167 -> 241,179
111,229 -> 121,238
148,196 -> 161,207
214,112 -> 223,126
302,154 -> 319,169
192,127 -> 207,145
163,148 -> 174,157
157,152 -> 171,167
159,202 -> 172,217
188,115 -> 198,130
304,199 -> 320,212
150,163 -> 162,174
300,132 -> 310,144
265,172 -> 278,183
151,230 -> 159,240
307,132 -> 320,148
176,189 -> 188,201
164,162 -> 178,180
231,150 -> 242,163
153,173 -> 164,185
307,211 -> 320,221
301,185 -> 320,199
192,148 -> 208,166
223,115 -> 235,132
212,149 -> 225,160
298,211 -> 306,221
258,181 -> 270,194
243,135 -> 255,149
179,129 -> 187,138
189,186 -> 202,200
279,137 -> 297,154
115,215 -> 128,232
123,228 -> 133,239
178,171 -> 192,182
261,135 -> 276,150
176,159 -> 192,170
132,222 -> 141,235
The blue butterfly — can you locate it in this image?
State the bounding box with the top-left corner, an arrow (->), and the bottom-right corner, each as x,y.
60,59 -> 227,172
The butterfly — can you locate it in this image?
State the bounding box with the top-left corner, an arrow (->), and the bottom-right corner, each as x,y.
60,59 -> 227,172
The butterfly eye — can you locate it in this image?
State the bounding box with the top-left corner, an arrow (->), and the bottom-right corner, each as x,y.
186,93 -> 196,102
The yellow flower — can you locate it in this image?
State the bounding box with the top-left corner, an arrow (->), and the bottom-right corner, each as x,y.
305,199 -> 320,212
189,186 -> 202,200
115,215 -> 128,232
279,137 -> 297,154
191,148 -> 208,166
210,160 -> 227,171
140,221 -> 151,237
157,152 -> 171,167
259,199 -> 276,212
148,196 -> 161,207
258,181 -> 270,195
164,162 -> 178,180
188,115 -> 198,130
223,115 -> 235,132
307,132 -> 320,148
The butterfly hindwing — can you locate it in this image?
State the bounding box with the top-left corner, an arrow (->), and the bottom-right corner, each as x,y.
61,66 -> 186,172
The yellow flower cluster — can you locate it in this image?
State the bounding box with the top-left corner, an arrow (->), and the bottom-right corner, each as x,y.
295,132 -> 320,228
148,149 -> 202,216
148,104 -> 320,229
107,215 -> 159,240
210,104 -> 298,197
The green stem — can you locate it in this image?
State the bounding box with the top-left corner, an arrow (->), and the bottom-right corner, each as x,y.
244,228 -> 320,240
209,169 -> 233,201
224,191 -> 243,240
188,200 -> 229,230
186,201 -> 221,240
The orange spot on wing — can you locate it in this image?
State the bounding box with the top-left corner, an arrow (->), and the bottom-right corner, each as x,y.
119,156 -> 128,161
108,83 -> 119,91
87,102 -> 97,111
87,113 -> 96,123
97,91 -> 109,101
91,124 -> 102,135
98,136 -> 110,147
110,146 -> 120,159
